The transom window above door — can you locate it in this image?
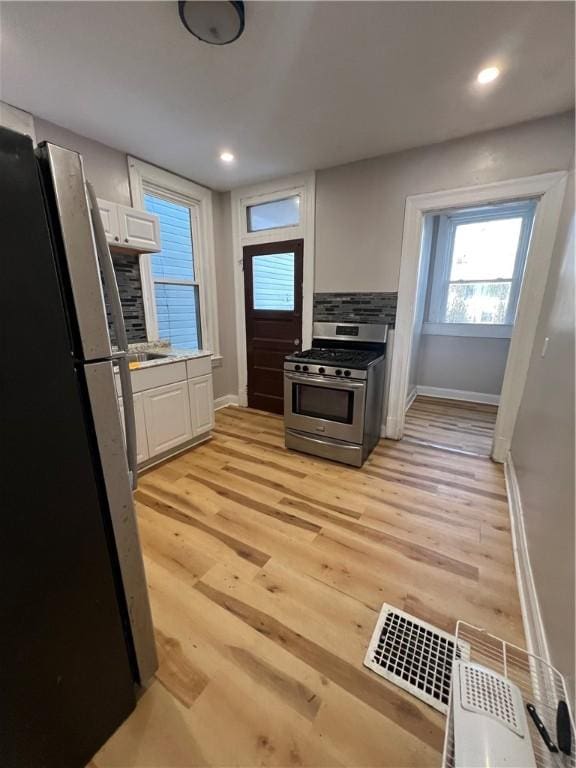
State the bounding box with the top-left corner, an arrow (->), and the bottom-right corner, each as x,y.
425,200 -> 536,337
246,195 -> 300,232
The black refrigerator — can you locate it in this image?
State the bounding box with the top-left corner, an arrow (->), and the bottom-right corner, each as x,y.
0,126 -> 157,767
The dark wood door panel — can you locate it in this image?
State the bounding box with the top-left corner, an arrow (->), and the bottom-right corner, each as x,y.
244,239 -> 303,415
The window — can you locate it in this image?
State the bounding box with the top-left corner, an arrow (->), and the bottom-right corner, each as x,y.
426,201 -> 535,335
144,192 -> 202,350
252,253 -> 295,310
128,157 -> 219,358
247,195 -> 300,232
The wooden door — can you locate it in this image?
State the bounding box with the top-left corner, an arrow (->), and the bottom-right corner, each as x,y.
243,239 -> 303,414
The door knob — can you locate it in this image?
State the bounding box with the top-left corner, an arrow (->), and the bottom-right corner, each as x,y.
294,339 -> 300,345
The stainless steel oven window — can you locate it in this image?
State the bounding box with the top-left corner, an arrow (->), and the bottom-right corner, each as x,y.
293,382 -> 355,424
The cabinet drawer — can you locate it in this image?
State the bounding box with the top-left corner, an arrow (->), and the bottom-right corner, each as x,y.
131,361 -> 187,393
186,356 -> 212,379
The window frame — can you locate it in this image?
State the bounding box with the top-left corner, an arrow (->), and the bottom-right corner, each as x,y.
246,194 -> 301,234
425,200 -> 536,337
128,158 -> 219,358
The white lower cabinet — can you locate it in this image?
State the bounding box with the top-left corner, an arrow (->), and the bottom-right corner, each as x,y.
117,358 -> 214,468
188,374 -> 215,437
142,380 -> 193,458
133,393 -> 149,463
117,392 -> 150,464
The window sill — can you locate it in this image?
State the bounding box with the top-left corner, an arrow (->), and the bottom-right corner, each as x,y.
422,322 -> 513,339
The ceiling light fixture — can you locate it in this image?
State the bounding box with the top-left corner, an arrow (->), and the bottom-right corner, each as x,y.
477,66 -> 500,84
178,1 -> 245,46
220,151 -> 235,163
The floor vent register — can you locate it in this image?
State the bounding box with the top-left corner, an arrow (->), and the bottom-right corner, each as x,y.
364,604 -> 469,714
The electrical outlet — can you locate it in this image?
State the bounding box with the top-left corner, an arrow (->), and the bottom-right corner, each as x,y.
541,337 -> 550,357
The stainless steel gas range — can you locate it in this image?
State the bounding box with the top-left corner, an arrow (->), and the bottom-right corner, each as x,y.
284,322 -> 389,466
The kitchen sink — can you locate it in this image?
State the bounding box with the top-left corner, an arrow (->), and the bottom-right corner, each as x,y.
126,351 -> 171,363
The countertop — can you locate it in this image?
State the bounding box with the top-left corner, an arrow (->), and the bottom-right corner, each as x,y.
114,341 -> 212,371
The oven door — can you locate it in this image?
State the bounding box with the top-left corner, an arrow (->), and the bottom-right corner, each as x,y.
284,372 -> 366,444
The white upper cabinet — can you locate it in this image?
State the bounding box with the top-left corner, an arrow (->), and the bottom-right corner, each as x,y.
117,204 -> 161,252
98,199 -> 120,244
97,198 -> 160,253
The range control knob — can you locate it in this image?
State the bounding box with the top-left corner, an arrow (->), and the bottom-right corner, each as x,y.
318,367 -> 325,374
344,370 -> 351,377
294,364 -> 301,371
335,369 -> 342,376
302,365 -> 309,372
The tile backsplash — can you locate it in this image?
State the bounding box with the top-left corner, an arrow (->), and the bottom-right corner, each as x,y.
313,292 -> 398,325
106,254 -> 147,343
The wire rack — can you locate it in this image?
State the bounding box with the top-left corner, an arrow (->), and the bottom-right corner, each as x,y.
442,621 -> 575,768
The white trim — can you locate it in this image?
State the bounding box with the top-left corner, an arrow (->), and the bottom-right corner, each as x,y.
214,394 -> 240,410
504,454 -> 551,664
386,170 -> 567,464
422,322 -> 513,339
405,386 -> 418,411
231,172 -> 316,407
127,157 -> 220,359
416,385 -> 500,406
428,200 -> 535,327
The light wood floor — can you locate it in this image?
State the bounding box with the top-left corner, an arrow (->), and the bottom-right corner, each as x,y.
91,406 -> 521,768
404,396 -> 498,456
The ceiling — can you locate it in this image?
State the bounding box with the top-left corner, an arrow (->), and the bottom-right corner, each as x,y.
1,1 -> 574,190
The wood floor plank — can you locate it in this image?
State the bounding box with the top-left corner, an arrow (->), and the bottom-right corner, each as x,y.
404,396 -> 497,456
91,405 -> 523,768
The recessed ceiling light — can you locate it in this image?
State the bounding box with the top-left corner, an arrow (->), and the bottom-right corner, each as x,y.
220,151 -> 235,163
477,66 -> 500,84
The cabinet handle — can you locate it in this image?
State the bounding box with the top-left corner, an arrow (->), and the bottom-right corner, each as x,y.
124,238 -> 129,243
114,236 -> 119,242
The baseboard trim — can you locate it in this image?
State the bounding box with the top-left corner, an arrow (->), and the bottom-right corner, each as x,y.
504,453 -> 550,664
405,386 -> 417,412
214,394 -> 240,410
416,385 -> 500,406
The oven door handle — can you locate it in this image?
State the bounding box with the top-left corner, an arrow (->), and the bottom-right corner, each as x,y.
284,372 -> 366,390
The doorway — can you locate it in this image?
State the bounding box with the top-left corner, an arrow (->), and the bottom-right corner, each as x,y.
403,200 -> 535,456
386,171 -> 567,461
243,239 -> 303,414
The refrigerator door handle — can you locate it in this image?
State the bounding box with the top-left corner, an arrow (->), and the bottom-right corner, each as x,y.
116,354 -> 138,491
86,182 -> 138,490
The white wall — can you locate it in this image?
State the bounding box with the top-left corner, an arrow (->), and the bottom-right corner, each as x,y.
417,336 -> 510,395
407,217 -> 433,402
315,112 -> 574,292
35,117 -> 132,206
211,191 -> 238,399
510,166 -> 575,697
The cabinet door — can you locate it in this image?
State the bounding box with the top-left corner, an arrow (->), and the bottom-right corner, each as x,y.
118,393 -> 150,464
97,199 -> 120,245
142,381 -> 192,457
188,374 -> 214,437
117,204 -> 160,252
